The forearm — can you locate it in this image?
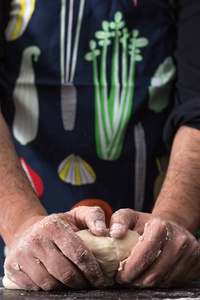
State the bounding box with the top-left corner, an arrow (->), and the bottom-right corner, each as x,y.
0,111 -> 47,247
153,125 -> 200,235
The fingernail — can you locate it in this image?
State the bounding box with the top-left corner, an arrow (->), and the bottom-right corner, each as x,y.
110,223 -> 123,235
95,220 -> 106,230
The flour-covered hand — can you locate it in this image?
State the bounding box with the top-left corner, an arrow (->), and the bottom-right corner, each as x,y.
109,209 -> 200,288
4,206 -> 107,291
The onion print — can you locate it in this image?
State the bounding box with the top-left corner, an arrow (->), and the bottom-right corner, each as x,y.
58,154 -> 96,186
5,0 -> 36,41
60,0 -> 85,130
12,46 -> 41,145
134,123 -> 146,211
85,12 -> 148,160
148,57 -> 176,113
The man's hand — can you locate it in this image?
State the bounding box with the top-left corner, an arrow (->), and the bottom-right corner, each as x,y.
109,209 -> 200,288
4,206 -> 107,291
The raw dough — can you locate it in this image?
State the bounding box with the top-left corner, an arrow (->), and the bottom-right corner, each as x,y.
2,276 -> 22,290
3,229 -> 140,289
76,229 -> 140,286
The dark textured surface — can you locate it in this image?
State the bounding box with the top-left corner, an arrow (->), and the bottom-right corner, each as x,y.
0,278 -> 200,299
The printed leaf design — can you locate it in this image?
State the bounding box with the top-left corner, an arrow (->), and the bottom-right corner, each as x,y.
85,12 -> 149,160
5,0 -> 36,41
12,46 -> 41,145
148,56 -> 176,113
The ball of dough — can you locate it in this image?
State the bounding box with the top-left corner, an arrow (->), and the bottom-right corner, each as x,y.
76,229 -> 140,287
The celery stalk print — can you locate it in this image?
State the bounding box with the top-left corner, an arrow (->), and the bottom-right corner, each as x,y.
12,46 -> 41,145
85,12 -> 148,160
5,0 -> 36,41
60,0 -> 85,130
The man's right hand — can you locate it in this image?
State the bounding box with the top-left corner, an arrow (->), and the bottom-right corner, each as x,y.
3,206 -> 107,291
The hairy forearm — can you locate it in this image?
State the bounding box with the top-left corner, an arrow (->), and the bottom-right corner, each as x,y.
153,125 -> 200,235
0,112 -> 47,247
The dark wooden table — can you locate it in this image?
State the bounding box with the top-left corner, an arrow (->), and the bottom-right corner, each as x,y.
1,277 -> 200,299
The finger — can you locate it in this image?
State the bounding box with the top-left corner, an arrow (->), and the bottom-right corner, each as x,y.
109,209 -> 138,238
116,218 -> 170,284
16,257 -> 65,291
158,258 -> 195,288
125,234 -> 185,288
21,254 -> 88,290
4,243 -> 65,291
158,242 -> 200,288
7,231 -> 91,290
69,206 -> 107,236
4,261 -> 39,291
50,216 -> 104,287
37,243 -> 89,289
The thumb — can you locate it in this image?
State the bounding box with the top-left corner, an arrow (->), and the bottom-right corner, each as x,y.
109,209 -> 139,238
69,206 -> 107,236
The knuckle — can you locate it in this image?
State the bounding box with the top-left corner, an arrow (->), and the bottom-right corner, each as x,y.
159,219 -> 168,230
152,219 -> 173,242
74,247 -> 90,265
92,205 -> 104,213
176,234 -> 189,251
5,252 -> 24,269
74,205 -> 105,217
29,232 -> 46,248
160,220 -> 172,235
115,208 -> 132,216
111,208 -> 133,223
192,244 -> 200,256
60,270 -> 76,285
40,214 -> 70,233
41,214 -> 59,228
40,281 -> 57,291
89,206 -> 105,219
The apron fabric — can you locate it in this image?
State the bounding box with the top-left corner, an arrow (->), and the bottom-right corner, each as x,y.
0,0 -> 176,275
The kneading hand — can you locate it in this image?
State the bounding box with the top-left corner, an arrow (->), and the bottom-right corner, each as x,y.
109,209 -> 200,288
4,206 -> 107,291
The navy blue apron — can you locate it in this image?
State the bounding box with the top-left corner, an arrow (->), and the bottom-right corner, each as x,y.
0,0 -> 176,275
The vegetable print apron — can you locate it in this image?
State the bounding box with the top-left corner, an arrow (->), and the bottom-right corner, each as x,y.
0,0 -> 176,275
